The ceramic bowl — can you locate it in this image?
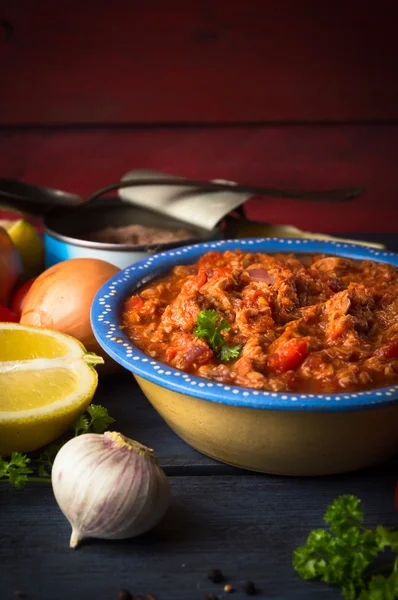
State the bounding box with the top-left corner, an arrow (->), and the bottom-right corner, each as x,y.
91,238 -> 398,476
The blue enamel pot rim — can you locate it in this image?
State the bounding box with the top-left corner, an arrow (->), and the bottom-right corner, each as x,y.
91,237 -> 398,412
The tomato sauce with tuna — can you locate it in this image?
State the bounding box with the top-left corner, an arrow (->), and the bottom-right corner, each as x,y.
122,250 -> 398,393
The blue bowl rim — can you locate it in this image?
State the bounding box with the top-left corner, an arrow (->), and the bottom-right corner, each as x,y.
91,237 -> 398,412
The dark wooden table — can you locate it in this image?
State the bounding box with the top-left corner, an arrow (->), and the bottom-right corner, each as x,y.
1,232 -> 398,600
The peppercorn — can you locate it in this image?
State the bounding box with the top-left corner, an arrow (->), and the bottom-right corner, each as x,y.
207,568 -> 224,583
243,580 -> 257,595
224,584 -> 234,593
117,591 -> 132,600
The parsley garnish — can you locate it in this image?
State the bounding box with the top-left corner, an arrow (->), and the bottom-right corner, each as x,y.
194,309 -> 241,361
0,452 -> 33,488
0,404 -> 115,488
293,494 -> 398,599
73,404 -> 115,436
219,344 -> 242,362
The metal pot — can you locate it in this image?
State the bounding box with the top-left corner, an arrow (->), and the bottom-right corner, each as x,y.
43,197 -> 220,269
0,171 -> 362,269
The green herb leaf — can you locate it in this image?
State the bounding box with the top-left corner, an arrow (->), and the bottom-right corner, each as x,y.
73,405 -> 115,436
194,309 -> 241,361
194,309 -> 228,350
219,344 -> 242,362
73,414 -> 90,437
0,452 -> 33,488
324,494 -> 364,535
375,526 -> 398,554
293,494 -> 398,599
85,404 -> 116,434
358,572 -> 398,600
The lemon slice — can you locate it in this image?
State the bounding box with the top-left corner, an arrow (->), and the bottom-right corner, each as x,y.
0,323 -> 103,456
0,218 -> 45,278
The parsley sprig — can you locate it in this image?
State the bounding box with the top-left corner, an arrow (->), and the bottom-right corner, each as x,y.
0,452 -> 34,489
194,309 -> 241,361
0,404 -> 115,488
293,494 -> 398,599
73,404 -> 115,436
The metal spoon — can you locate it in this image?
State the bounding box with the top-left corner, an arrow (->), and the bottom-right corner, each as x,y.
0,177 -> 363,217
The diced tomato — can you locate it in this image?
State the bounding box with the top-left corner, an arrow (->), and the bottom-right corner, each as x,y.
125,295 -> 145,312
375,340 -> 398,359
165,347 -> 178,361
185,270 -> 207,292
212,267 -> 232,280
0,305 -> 19,322
10,277 -> 36,318
193,270 -> 207,288
269,338 -> 308,373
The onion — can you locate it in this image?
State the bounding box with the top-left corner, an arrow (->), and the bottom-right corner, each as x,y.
20,258 -> 120,372
0,226 -> 22,307
247,267 -> 275,284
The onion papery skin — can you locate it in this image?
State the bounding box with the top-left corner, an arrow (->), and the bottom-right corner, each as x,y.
20,258 -> 120,372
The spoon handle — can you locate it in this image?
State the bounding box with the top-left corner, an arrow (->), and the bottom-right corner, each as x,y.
85,178 -> 363,203
0,177 -> 363,219
0,178 -> 81,216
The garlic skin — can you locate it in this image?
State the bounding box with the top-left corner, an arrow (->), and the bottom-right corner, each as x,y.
51,431 -> 170,548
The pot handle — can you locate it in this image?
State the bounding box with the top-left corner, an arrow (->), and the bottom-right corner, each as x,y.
0,179 -> 82,216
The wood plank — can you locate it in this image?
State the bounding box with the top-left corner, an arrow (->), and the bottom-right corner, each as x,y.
1,1 -> 398,124
1,472 -> 397,599
0,126 -> 397,232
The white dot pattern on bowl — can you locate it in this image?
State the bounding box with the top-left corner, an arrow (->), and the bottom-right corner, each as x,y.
93,237 -> 398,409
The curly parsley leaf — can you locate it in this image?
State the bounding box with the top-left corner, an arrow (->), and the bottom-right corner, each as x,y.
0,452 -> 33,488
375,526 -> 398,554
73,414 -> 90,437
219,344 -> 242,362
324,494 -> 364,534
358,571 -> 398,600
86,404 -> 116,433
73,404 -> 115,436
194,309 -> 241,361
293,494 -> 398,599
194,310 -> 229,349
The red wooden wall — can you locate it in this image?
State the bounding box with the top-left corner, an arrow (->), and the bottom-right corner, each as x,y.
0,1 -> 397,232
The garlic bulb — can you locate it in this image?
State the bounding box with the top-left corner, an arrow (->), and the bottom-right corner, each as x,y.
51,431 -> 170,548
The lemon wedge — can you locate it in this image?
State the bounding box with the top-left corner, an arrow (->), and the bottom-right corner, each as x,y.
0,218 -> 45,278
0,323 -> 103,456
